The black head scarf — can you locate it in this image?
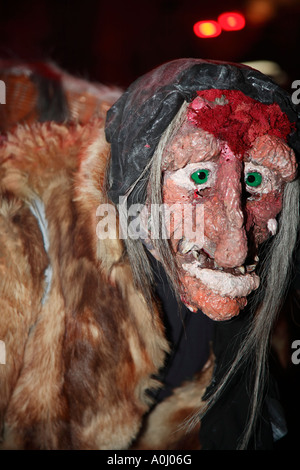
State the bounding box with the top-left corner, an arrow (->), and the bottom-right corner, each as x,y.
105,58 -> 300,205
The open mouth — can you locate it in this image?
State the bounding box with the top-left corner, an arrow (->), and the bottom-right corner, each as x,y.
177,239 -> 260,299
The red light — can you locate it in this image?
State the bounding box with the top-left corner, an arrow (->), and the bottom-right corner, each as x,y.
193,20 -> 222,38
218,12 -> 246,31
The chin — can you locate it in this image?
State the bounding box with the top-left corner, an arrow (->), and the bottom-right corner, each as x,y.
179,271 -> 258,321
176,240 -> 260,321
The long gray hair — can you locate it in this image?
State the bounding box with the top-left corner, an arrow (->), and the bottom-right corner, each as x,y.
121,102 -> 300,449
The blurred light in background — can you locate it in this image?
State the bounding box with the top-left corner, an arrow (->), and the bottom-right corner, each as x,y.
193,11 -> 246,39
218,12 -> 246,31
245,0 -> 276,24
193,20 -> 222,38
242,60 -> 288,85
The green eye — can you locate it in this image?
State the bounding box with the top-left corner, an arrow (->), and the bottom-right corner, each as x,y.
245,171 -> 262,187
191,169 -> 210,185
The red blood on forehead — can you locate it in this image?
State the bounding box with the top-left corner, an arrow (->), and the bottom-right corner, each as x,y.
187,89 -> 293,156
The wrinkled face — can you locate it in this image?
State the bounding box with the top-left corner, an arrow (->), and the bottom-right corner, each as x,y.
160,90 -> 297,321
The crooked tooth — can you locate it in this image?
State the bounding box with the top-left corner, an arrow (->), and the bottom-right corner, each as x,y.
254,255 -> 259,263
246,264 -> 256,273
178,238 -> 195,254
236,266 -> 245,274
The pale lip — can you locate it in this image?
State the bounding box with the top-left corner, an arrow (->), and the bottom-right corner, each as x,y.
182,261 -> 260,298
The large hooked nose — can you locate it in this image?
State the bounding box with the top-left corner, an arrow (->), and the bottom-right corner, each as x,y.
213,156 -> 248,268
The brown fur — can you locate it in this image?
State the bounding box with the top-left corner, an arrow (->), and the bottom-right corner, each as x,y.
0,60 -> 122,132
131,353 -> 214,450
0,118 -> 169,449
0,199 -> 48,438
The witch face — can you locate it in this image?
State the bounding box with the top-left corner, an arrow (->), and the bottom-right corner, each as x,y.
160,90 -> 297,320
105,59 -> 300,321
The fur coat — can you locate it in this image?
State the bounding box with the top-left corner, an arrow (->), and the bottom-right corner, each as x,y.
0,116 -> 213,450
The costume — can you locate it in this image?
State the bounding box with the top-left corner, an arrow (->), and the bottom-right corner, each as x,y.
0,60 -> 122,131
0,59 -> 299,450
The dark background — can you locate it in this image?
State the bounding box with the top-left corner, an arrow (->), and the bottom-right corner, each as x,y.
1,0 -> 300,89
0,0 -> 299,450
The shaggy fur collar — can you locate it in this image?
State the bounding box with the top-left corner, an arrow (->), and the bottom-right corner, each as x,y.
0,118 -> 170,449
0,117 -> 213,450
